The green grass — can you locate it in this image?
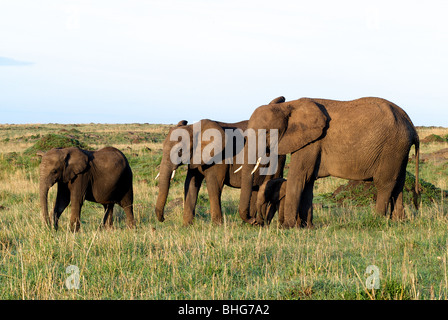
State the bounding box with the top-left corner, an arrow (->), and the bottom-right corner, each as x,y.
0,124 -> 448,299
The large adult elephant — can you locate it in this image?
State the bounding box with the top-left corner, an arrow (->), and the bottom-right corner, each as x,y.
155,98 -> 286,226
238,96 -> 420,228
38,147 -> 135,231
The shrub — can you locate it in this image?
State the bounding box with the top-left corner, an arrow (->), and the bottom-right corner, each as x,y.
24,134 -> 89,155
421,134 -> 448,143
330,171 -> 447,207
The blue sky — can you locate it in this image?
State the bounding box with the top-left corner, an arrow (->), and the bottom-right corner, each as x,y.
1,0 -> 447,125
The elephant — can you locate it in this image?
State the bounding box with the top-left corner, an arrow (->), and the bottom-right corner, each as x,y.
155,97 -> 287,226
256,178 -> 287,226
38,147 -> 135,231
238,96 -> 420,229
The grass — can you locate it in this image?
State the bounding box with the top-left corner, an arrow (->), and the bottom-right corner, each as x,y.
0,124 -> 447,299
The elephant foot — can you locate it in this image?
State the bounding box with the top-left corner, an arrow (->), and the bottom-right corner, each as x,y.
126,219 -> 136,229
302,222 -> 315,229
52,213 -> 59,230
245,217 -> 258,225
53,219 -> 59,231
155,209 -> 165,222
391,211 -> 406,221
182,212 -> 195,226
69,220 -> 81,232
182,220 -> 194,227
69,225 -> 80,233
212,218 -> 223,225
101,224 -> 115,231
297,218 -> 314,229
281,218 -> 297,229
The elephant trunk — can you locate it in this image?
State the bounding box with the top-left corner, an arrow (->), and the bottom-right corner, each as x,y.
256,187 -> 267,222
238,162 -> 256,223
155,161 -> 175,222
39,178 -> 51,227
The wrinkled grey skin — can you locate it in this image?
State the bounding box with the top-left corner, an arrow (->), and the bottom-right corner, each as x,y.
39,147 -> 135,231
155,97 -> 286,226
256,178 -> 287,226
239,96 -> 420,229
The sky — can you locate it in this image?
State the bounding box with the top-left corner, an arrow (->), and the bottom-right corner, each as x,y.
0,0 -> 447,126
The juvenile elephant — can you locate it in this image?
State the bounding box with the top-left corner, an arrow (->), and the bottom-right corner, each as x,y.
256,178 -> 287,226
155,99 -> 286,226
238,96 -> 420,228
38,147 -> 135,231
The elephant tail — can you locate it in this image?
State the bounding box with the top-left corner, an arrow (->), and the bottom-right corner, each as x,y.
413,137 -> 420,210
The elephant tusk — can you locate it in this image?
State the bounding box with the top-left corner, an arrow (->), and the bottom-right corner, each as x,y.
234,165 -> 243,173
155,172 -> 160,180
251,157 -> 261,175
171,169 -> 176,180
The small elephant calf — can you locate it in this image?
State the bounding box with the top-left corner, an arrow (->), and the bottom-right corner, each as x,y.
38,147 -> 135,231
256,178 -> 287,226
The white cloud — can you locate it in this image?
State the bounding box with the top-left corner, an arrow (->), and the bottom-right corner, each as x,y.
0,57 -> 33,66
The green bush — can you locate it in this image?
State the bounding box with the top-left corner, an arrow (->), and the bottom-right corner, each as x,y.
24,134 -> 89,155
421,134 -> 448,143
329,171 -> 447,207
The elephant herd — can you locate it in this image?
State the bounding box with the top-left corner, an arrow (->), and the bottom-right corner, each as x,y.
38,96 -> 420,231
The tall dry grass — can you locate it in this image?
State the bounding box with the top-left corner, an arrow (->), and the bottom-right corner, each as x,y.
0,124 -> 447,299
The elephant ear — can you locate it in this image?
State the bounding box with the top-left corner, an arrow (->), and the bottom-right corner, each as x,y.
63,148 -> 89,183
194,119 -> 226,166
36,150 -> 46,157
269,96 -> 285,104
277,99 -> 328,155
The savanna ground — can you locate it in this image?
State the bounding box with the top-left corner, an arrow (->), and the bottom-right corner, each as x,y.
0,123 -> 447,300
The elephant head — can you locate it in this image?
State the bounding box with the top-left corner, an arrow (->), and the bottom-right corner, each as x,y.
155,119 -> 228,222
38,147 -> 89,227
256,178 -> 287,225
238,97 -> 328,222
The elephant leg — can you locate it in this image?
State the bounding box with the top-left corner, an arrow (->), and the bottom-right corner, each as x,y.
53,183 -> 70,230
204,176 -> 224,225
282,150 -> 317,228
256,202 -> 267,225
390,166 -> 407,220
374,180 -> 395,216
283,176 -> 305,228
278,197 -> 285,226
119,188 -> 135,228
374,150 -> 410,218
183,169 -> 204,226
298,180 -> 315,228
390,190 -> 405,220
102,204 -> 114,229
374,164 -> 404,217
69,199 -> 83,232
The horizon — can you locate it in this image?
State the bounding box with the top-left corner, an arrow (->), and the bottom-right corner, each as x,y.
1,1 -> 447,127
